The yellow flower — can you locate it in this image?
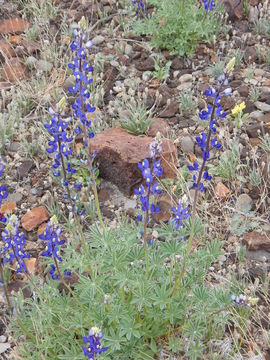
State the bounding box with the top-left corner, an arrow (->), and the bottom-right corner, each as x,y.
231,101 -> 246,116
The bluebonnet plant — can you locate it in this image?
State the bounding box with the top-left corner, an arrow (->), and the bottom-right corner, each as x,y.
0,164 -> 8,224
0,215 -> 30,273
68,17 -> 105,229
203,0 -> 215,11
172,59 -> 235,297
188,69 -> 233,193
82,327 -> 107,359
39,216 -> 65,263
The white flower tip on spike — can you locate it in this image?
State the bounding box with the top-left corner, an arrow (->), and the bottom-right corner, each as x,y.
86,40 -> 93,49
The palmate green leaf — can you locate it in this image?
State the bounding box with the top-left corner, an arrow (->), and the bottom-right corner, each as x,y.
106,328 -> 124,352
119,315 -> 143,340
168,336 -> 182,352
159,238 -> 183,257
151,283 -> 172,310
131,281 -> 154,311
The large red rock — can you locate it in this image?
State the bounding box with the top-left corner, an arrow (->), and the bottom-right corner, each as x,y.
1,58 -> 28,82
242,231 -> 270,252
22,206 -> 50,231
0,17 -> 30,35
90,128 -> 177,195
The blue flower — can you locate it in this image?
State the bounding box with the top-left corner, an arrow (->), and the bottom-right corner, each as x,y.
196,132 -> 207,150
203,0 -> 215,11
0,185 -> 8,202
209,120 -> 216,133
171,200 -> 191,231
151,182 -> 162,195
211,137 -> 222,149
138,159 -> 149,171
0,164 -> 4,178
153,160 -> 163,177
140,195 -> 149,211
82,327 -> 107,359
150,203 -> 160,213
49,264 -> 59,280
142,168 -> 153,186
216,105 -> 227,119
188,162 -> 199,171
135,184 -> 145,195
199,105 -> 212,120
205,87 -> 216,97
132,0 -> 148,16
203,170 -> 212,181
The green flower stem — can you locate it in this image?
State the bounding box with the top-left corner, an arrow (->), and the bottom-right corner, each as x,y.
78,42 -> 105,232
57,138 -> 77,217
143,187 -> 151,277
57,138 -> 93,273
74,215 -> 93,275
0,261 -> 11,311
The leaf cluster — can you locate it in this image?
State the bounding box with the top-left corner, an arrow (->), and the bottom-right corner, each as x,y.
131,0 -> 223,57
12,220 -> 234,359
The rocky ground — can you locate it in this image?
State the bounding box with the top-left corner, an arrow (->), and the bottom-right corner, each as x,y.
1,0 -> 270,358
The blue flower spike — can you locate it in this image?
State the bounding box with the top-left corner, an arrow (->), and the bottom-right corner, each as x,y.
82,327 -> 107,359
188,65 -> 233,193
132,0 -> 148,16
68,17 -> 96,142
203,0 -> 215,11
1,215 -> 30,273
171,198 -> 191,231
39,215 -> 65,263
135,137 -> 163,223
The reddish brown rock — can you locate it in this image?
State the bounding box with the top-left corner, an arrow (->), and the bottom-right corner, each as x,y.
0,40 -> 16,60
215,182 -> 230,199
159,101 -> 179,118
153,195 -> 173,223
1,58 -> 28,82
0,201 -> 16,214
242,231 -> 270,252
0,17 -> 30,35
90,128 -> 177,195
37,222 -> 47,235
220,0 -> 244,20
9,35 -> 22,45
147,118 -> 169,137
22,206 -> 50,231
